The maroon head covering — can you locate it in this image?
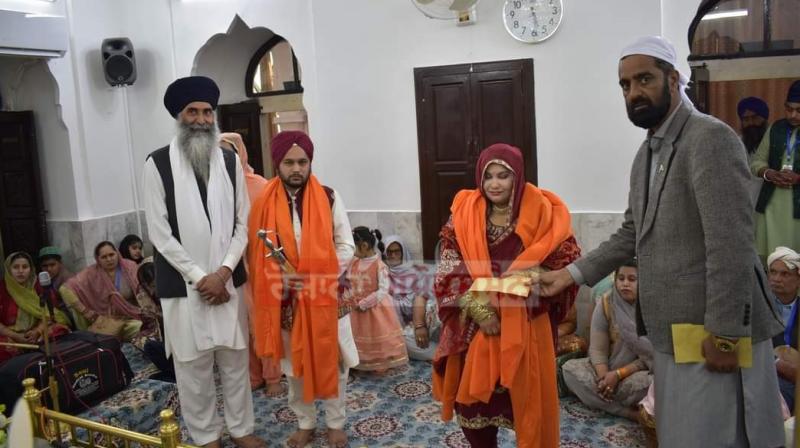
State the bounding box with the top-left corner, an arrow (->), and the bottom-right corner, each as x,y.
475,143 -> 526,220
271,130 -> 314,167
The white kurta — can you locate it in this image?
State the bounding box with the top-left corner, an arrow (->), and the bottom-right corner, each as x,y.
278,187 -> 359,375
142,140 -> 251,362
280,186 -> 357,430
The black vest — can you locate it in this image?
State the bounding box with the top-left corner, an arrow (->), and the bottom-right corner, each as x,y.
146,145 -> 247,298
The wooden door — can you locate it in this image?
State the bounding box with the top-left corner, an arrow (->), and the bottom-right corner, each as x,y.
0,111 -> 47,257
218,101 -> 265,176
414,59 -> 536,260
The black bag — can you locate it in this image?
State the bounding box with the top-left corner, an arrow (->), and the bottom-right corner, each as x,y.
0,331 -> 133,414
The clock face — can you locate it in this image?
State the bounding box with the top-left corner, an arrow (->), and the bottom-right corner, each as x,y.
503,0 -> 563,43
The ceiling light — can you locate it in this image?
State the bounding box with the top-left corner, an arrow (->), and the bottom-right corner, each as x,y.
701,9 -> 748,21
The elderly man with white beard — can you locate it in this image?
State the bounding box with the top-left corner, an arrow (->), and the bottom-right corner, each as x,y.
142,76 -> 265,448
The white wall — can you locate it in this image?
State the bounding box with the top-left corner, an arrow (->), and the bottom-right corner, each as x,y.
307,0 -> 662,212
117,0 -> 177,215
39,0 -> 707,223
42,0 -> 178,222
662,0 -> 702,78
0,56 -> 78,220
193,15 -> 274,105
148,0 -> 667,213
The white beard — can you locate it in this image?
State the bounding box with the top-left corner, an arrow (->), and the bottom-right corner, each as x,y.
176,119 -> 220,184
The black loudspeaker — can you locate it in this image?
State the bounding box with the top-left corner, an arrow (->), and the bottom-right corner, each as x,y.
101,37 -> 136,86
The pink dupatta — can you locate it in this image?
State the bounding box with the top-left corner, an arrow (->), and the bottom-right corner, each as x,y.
66,256 -> 141,319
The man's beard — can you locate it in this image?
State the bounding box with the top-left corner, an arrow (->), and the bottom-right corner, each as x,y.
626,81 -> 671,129
741,124 -> 767,154
279,171 -> 309,190
176,119 -> 219,184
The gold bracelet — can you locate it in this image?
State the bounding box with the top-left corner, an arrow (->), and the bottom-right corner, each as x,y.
469,303 -> 496,323
459,291 -> 496,323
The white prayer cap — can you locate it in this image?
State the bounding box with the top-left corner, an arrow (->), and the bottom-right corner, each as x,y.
620,36 -> 691,97
768,246 -> 800,272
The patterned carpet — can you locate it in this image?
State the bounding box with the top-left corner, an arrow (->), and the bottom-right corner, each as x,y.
75,345 -> 647,447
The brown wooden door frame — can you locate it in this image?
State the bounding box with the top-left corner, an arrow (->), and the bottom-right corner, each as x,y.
0,111 -> 48,257
469,60 -> 536,183
414,59 -> 536,260
218,101 -> 265,176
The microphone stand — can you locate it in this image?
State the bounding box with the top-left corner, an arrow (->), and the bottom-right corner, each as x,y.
37,274 -> 62,444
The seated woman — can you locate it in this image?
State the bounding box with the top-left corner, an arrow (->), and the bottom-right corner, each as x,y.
0,252 -> 71,364
383,235 -> 440,361
62,242 -> 159,347
562,259 -> 653,420
118,234 -> 145,264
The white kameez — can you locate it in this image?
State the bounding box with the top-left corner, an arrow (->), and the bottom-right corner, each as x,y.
280,187 -> 358,429
142,138 -> 253,445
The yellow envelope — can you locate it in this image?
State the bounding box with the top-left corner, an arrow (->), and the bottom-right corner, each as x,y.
671,323 -> 752,368
468,276 -> 531,297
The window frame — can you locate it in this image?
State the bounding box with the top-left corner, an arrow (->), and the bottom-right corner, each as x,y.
244,35 -> 304,98
687,0 -> 800,61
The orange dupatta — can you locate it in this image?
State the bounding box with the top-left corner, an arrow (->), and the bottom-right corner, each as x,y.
248,175 -> 340,402
433,183 -> 572,448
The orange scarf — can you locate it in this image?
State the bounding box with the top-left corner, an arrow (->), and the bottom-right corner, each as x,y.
433,183 -> 571,448
248,175 -> 340,402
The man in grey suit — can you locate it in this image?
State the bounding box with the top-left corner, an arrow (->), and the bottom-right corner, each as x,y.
538,36 -> 785,447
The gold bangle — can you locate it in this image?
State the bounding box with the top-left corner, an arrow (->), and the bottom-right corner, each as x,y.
459,291 -> 495,323
470,303 -> 496,323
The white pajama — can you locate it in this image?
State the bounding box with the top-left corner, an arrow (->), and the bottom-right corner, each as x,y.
280,314 -> 359,430
287,366 -> 349,430
173,346 -> 254,445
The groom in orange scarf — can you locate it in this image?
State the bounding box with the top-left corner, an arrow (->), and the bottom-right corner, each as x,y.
248,131 -> 357,448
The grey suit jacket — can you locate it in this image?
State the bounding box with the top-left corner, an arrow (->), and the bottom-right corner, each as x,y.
574,101 -> 783,353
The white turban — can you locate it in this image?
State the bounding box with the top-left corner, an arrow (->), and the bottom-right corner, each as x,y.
620,36 -> 691,103
768,246 -> 800,272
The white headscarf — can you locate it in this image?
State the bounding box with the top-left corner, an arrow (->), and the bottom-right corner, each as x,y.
767,247 -> 800,272
620,35 -> 692,103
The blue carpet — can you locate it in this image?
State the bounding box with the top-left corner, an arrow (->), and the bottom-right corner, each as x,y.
80,345 -> 646,447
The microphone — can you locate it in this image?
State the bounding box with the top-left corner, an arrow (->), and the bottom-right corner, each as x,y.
38,271 -> 56,317
38,271 -> 52,288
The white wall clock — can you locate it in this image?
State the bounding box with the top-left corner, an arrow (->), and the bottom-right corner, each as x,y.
502,0 -> 563,43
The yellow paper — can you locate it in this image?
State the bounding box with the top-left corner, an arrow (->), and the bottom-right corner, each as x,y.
671,324 -> 752,368
468,276 -> 531,298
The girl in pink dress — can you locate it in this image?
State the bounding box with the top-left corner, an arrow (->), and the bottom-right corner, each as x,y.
346,227 -> 408,372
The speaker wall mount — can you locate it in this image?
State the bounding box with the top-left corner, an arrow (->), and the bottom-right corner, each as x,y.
101,37 -> 136,86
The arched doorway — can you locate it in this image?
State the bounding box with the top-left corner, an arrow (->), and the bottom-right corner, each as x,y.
192,15 -> 307,178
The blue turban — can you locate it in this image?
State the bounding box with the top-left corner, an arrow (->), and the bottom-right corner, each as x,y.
737,97 -> 769,120
788,80 -> 800,103
163,76 -> 220,118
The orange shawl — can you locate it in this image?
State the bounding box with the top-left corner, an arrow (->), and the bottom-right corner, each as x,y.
433,182 -> 572,447
248,175 -> 340,402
